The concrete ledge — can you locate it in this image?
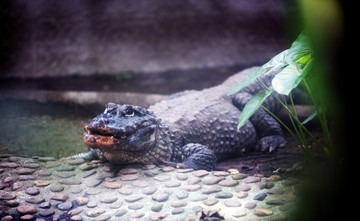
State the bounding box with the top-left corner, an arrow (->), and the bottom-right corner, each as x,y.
0,90 -> 167,108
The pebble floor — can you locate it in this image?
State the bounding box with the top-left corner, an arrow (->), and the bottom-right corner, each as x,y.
0,155 -> 298,220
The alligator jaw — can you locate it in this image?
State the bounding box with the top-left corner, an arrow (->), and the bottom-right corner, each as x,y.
83,133 -> 118,151
83,124 -> 155,151
83,125 -> 127,151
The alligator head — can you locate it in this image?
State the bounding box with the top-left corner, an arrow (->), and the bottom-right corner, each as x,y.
83,103 -> 158,153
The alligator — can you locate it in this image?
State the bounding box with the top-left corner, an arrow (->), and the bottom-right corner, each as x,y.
81,67 -> 289,171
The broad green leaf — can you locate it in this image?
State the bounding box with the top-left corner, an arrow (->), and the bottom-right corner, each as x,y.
301,58 -> 314,77
297,54 -> 311,68
262,49 -> 289,74
286,32 -> 311,63
227,49 -> 288,96
271,63 -> 307,95
237,89 -> 273,129
229,31 -> 312,96
227,67 -> 266,95
295,50 -> 311,62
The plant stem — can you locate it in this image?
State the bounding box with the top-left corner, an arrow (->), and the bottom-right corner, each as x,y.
274,93 -> 330,155
256,78 -> 331,157
302,78 -> 333,153
261,105 -> 299,144
261,105 -> 312,159
289,93 -> 309,149
283,96 -> 303,144
286,95 -> 307,148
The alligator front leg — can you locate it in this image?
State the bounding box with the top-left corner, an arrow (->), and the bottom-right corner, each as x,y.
172,143 -> 217,171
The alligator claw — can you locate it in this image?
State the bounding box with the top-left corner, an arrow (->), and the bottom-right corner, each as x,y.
256,135 -> 286,153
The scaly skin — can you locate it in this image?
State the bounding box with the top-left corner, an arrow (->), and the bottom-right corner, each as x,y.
82,67 -> 287,170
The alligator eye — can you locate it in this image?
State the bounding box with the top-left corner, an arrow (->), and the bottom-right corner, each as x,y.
125,108 -> 135,117
125,111 -> 134,117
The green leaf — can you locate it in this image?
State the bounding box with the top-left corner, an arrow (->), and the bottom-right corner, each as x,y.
229,31 -> 312,97
286,32 -> 311,63
290,31 -> 308,49
271,63 -> 309,95
237,89 -> 273,129
297,54 -> 311,68
295,50 -> 311,62
263,49 -> 289,71
227,67 -> 266,95
227,49 -> 289,96
301,58 -> 314,76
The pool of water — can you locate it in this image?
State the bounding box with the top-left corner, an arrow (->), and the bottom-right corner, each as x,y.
0,100 -> 97,158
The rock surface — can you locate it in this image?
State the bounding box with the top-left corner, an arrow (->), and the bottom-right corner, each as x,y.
0,155 -> 298,220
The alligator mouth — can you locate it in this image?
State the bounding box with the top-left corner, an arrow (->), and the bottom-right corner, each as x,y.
83,125 -> 130,151
83,120 -> 156,151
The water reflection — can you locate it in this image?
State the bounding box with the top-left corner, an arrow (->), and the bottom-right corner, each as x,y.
0,100 -> 93,158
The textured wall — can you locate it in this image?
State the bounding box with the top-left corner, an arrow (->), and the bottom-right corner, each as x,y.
0,0 -> 294,78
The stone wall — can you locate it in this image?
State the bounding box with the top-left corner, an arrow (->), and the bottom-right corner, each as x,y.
0,0 -> 294,78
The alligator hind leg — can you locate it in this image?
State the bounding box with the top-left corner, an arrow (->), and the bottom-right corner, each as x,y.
172,143 -> 217,171
232,92 -> 286,152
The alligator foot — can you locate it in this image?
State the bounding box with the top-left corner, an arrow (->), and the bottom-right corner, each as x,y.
256,135 -> 287,152
174,143 -> 217,171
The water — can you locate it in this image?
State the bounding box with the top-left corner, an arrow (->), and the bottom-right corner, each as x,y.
0,100 -> 96,158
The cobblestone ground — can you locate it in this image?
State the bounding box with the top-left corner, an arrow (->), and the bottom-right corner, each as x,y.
0,155 -> 298,220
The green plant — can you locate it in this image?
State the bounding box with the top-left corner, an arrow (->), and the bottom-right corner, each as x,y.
228,31 -> 333,159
